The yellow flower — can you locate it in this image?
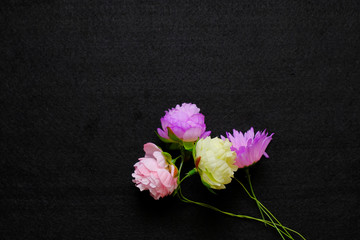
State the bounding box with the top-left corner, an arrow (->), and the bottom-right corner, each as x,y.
195,137 -> 238,189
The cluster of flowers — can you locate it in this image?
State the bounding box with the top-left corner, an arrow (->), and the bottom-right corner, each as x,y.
132,103 -> 305,240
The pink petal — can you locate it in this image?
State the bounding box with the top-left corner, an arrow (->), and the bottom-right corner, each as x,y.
184,103 -> 200,114
160,117 -> 170,130
189,113 -> 205,124
135,163 -> 151,176
183,127 -> 202,142
141,158 -> 159,171
170,126 -> 185,139
200,131 -> 211,139
246,127 -> 255,139
144,143 -> 161,158
172,111 -> 188,121
157,128 -> 169,139
158,169 -> 173,188
153,151 -> 167,168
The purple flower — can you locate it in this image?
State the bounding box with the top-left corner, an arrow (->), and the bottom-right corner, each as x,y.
223,128 -> 274,168
157,103 -> 211,142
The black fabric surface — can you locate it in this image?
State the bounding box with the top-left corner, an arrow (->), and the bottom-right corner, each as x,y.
1,1 -> 360,239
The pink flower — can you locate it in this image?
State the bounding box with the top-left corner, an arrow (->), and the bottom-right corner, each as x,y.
132,143 -> 178,200
224,128 -> 274,168
157,103 -> 211,142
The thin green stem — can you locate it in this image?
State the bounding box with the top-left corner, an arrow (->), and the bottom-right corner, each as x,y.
178,147 -> 185,177
175,146 -> 189,194
258,203 -> 306,240
178,159 -> 184,177
177,187 -> 292,237
234,178 -> 293,239
172,155 -> 181,164
246,168 -> 266,223
178,173 -> 191,185
172,148 -> 186,197
258,202 -> 292,239
257,200 -> 293,239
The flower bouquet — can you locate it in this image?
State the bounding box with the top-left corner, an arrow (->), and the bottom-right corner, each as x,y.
132,103 -> 305,240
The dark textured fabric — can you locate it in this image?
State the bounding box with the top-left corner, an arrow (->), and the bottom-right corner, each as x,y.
1,1 -> 359,239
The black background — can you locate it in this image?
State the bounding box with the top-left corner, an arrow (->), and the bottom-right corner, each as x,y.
1,1 -> 360,239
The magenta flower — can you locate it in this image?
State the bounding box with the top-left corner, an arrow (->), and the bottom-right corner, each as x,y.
224,128 -> 274,168
132,143 -> 178,200
157,103 -> 211,142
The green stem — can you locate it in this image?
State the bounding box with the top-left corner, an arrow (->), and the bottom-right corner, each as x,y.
172,155 -> 181,164
175,146 -> 190,194
179,147 -> 185,168
235,178 -> 302,240
177,187 -> 292,238
245,168 -> 266,224
258,202 -> 292,239
256,200 -> 292,239
178,172 -> 192,185
178,159 -> 184,178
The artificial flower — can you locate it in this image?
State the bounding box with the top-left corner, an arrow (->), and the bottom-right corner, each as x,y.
132,104 -> 304,240
225,128 -> 274,168
195,136 -> 237,189
132,143 -> 178,200
157,103 -> 211,142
